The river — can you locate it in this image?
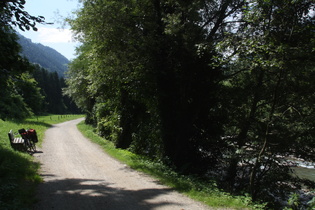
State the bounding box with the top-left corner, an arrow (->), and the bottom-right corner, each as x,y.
293,167 -> 315,182
285,158 -> 315,182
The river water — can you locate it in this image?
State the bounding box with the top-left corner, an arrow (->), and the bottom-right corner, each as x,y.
286,158 -> 315,181
293,167 -> 315,182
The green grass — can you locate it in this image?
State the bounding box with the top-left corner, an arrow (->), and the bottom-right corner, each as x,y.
0,115 -> 265,209
0,114 -> 84,209
77,121 -> 266,210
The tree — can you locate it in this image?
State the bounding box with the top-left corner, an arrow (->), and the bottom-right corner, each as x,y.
218,0 -> 315,206
32,65 -> 78,114
0,26 -> 36,119
16,72 -> 45,115
67,0 -> 246,173
0,0 -> 45,31
0,0 -> 46,119
66,0 -> 315,207
64,43 -> 96,122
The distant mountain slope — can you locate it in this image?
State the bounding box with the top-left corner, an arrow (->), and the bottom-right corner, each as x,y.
17,34 -> 69,77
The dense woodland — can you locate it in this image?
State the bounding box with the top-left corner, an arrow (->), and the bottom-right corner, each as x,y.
65,0 -> 315,208
32,65 -> 80,114
1,0 -> 315,209
0,0 -> 79,119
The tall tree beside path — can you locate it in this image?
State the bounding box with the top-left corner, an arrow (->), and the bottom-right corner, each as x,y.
66,0 -> 245,173
218,0 -> 315,205
65,0 -> 315,208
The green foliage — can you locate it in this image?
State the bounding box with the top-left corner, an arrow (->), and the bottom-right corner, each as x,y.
282,192 -> 315,210
287,193 -> 300,210
95,102 -> 121,141
307,196 -> 315,210
67,0 -> 236,174
0,3 -> 41,120
16,72 -> 45,114
216,1 -> 315,206
0,0 -> 77,119
64,43 -> 94,117
0,88 -> 32,120
32,64 -> 81,114
77,121 -> 261,209
66,0 -> 315,208
0,0 -> 45,31
0,20 -> 35,119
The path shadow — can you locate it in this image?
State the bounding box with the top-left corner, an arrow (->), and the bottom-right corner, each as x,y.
21,120 -> 53,129
34,177 -> 185,210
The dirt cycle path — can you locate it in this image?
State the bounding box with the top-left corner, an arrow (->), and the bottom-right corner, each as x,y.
33,118 -> 213,210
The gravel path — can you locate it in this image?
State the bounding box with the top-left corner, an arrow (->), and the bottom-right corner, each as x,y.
33,118 -> 213,210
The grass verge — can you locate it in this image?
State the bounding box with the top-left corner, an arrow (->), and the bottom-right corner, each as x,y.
77,121 -> 265,209
0,114 -> 84,209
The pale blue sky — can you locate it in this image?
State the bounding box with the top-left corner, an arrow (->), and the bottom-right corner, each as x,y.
18,0 -> 82,60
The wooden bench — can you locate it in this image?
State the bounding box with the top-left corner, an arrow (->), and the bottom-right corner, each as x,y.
8,130 -> 26,151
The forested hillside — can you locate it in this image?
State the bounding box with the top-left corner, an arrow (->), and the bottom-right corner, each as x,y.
17,34 -> 69,77
31,64 -> 81,114
0,0 -> 80,119
65,0 -> 315,209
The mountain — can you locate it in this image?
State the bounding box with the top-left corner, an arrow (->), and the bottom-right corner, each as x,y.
17,34 -> 70,77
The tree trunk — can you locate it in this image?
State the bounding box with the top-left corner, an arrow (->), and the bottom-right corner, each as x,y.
227,70 -> 265,190
249,69 -> 283,200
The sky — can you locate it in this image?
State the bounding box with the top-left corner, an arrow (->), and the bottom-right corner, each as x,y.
18,0 -> 82,60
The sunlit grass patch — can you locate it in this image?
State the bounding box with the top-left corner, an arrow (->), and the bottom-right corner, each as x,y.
0,114 -> 84,209
77,121 -> 263,209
